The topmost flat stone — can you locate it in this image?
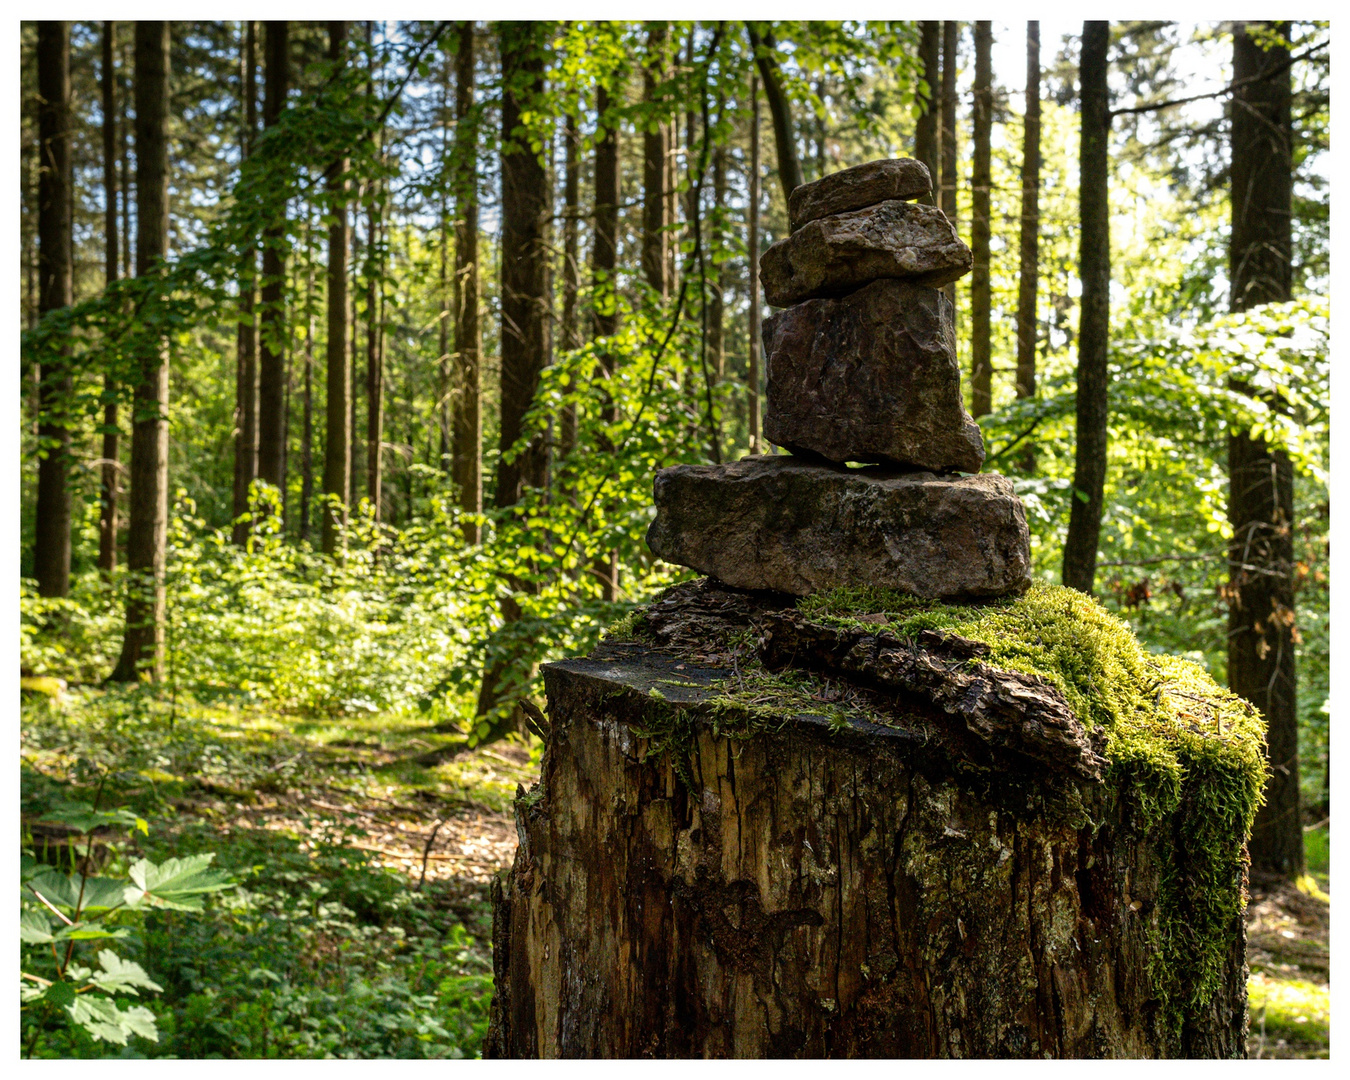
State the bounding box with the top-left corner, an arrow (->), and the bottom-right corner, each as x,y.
789,158 -> 931,232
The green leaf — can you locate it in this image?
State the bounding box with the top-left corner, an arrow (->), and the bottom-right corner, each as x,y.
20,910 -> 54,944
66,994 -> 159,1045
29,868 -> 127,915
36,801 -> 142,835
125,854 -> 234,911
45,979 -> 76,1007
52,924 -> 131,942
87,950 -> 162,996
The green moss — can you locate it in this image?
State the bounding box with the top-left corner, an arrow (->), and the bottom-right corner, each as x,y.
601,609 -> 646,643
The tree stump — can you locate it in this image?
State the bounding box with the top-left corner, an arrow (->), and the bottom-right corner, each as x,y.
486,580 -> 1263,1058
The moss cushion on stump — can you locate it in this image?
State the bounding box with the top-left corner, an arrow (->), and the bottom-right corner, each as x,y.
485,580 -> 1263,1058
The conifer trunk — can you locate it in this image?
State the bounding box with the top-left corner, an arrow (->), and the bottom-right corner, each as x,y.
708,137 -> 726,383
558,111 -> 580,460
98,20 -> 121,574
111,21 -> 171,682
969,22 -> 993,418
1228,21 -> 1301,879
592,79 -> 621,602
915,22 -> 940,206
320,22 -> 349,556
232,21 -> 259,545
33,20 -> 73,598
256,20 -> 289,491
642,22 -> 669,298
1015,22 -> 1041,405
1062,21 -> 1111,595
452,22 -> 482,544
366,185 -> 384,520
746,25 -> 801,208
746,71 -> 762,454
940,22 -> 959,310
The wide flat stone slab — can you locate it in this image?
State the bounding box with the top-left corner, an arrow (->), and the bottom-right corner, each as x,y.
789,158 -> 931,231
646,455 -> 1031,598
760,200 -> 972,308
763,279 -> 985,473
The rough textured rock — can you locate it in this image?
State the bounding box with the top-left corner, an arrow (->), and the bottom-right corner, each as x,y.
646,455 -> 1031,598
763,280 -> 985,472
760,200 -> 972,308
788,157 -> 931,231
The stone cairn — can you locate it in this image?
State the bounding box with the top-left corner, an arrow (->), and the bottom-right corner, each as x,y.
647,158 -> 1032,601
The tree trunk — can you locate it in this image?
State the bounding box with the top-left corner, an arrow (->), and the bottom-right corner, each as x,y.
708,136 -> 726,383
558,110 -> 580,460
940,21 -> 960,310
320,22 -> 349,556
747,71 -> 762,454
1228,21 -> 1301,880
642,21 -> 669,298
486,581 -> 1251,1058
232,21 -> 259,546
437,67 -> 451,468
452,22 -> 482,544
746,24 -> 801,208
915,21 -> 940,206
366,185 -> 384,520
969,21 -> 993,418
1015,22 -> 1041,406
475,21 -> 553,735
299,234 -> 315,543
98,21 -> 120,575
591,78 -> 621,602
256,20 -> 289,492
111,21 -> 171,683
1061,21 -> 1111,596
34,20 -> 73,598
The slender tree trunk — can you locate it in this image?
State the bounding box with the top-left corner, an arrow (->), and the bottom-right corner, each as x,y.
1015,22 -> 1041,405
970,21 -> 993,418
119,39 -> 132,307
33,21 -> 73,598
366,185 -> 384,520
941,21 -> 960,310
746,24 -> 801,208
813,78 -> 826,180
558,110 -> 580,460
747,70 -> 762,454
256,20 -> 289,491
299,236 -> 315,543
643,21 -> 668,298
350,181 -> 364,503
1229,21 -> 1301,879
1061,21 -> 1111,595
232,20 -> 259,545
98,21 -> 121,574
592,79 -> 621,601
452,21 -> 482,543
915,21 -> 940,205
437,66 -> 451,467
709,135 -> 726,383
320,22 -> 349,556
476,21 -> 553,733
111,21 -> 171,682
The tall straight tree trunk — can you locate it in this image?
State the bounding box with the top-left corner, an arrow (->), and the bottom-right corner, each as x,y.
970,21 -> 993,417
1061,21 -> 1111,595
256,20 -> 289,491
747,70 -> 762,454
1229,21 -> 1301,879
558,110 -> 580,460
350,195 -> 363,500
592,79 -> 621,601
119,39 -> 132,308
708,135 -> 726,383
940,21 -> 960,309
642,21 -> 668,298
915,21 -> 940,205
98,21 -> 121,574
1015,21 -> 1041,405
452,21 -> 482,544
320,22 -> 349,556
366,185 -> 384,519
111,21 -> 170,682
746,24 -> 801,208
232,20 -> 259,545
299,235 -> 315,543
476,21 -> 553,733
33,21 -> 73,598
437,67 -> 451,467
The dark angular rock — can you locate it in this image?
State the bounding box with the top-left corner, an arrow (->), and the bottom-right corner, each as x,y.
760,200 -> 972,307
788,157 -> 931,231
763,279 -> 985,473
646,455 -> 1032,598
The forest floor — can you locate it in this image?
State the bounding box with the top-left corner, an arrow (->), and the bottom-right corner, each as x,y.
20,686 -> 1329,1059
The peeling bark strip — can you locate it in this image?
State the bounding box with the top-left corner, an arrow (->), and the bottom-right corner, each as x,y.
757,612 -> 1107,781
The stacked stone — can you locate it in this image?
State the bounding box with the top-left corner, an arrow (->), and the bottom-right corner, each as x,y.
648,158 -> 1032,600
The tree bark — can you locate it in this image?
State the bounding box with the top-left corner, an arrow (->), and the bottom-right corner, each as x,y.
34,21 -> 73,598
747,71 -> 762,454
366,181 -> 384,520
452,22 -> 482,544
1228,21 -> 1301,880
592,78 -> 621,602
299,232 -> 315,543
969,22 -> 993,418
558,110 -> 580,460
256,20 -> 289,491
487,582 -> 1250,1058
232,21 -> 260,546
746,24 -> 801,208
320,22 -> 349,556
111,21 -> 171,683
708,135 -> 726,383
1015,22 -> 1041,405
915,22 -> 940,206
1061,21 -> 1111,596
940,21 -> 960,309
98,21 -> 120,575
642,21 -> 669,298
437,67 -> 451,468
